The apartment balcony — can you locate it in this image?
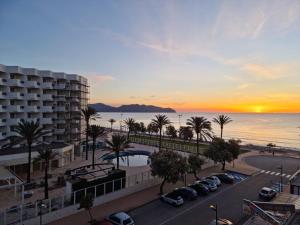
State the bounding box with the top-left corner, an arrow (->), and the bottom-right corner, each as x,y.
25,105 -> 39,112
0,132 -> 7,140
0,78 -> 7,85
7,118 -> 21,125
8,92 -> 24,99
0,119 -> 6,126
70,128 -> 79,133
41,106 -> 54,112
55,83 -> 66,89
0,105 -> 7,112
40,82 -> 54,89
7,105 -> 24,112
7,79 -> 23,86
70,106 -> 79,111
55,96 -> 66,101
55,106 -> 65,112
41,94 -> 53,101
70,85 -> 80,91
24,80 -> 40,88
55,128 -> 65,134
55,118 -> 66,124
70,97 -> 80,102
25,93 -> 40,100
40,118 -> 53,124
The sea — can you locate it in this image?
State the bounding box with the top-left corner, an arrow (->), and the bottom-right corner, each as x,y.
93,112 -> 300,150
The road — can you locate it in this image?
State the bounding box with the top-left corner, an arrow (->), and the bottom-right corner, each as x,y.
245,155 -> 300,175
130,173 -> 276,225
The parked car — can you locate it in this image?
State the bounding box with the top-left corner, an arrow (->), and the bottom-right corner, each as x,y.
206,176 -> 221,186
161,191 -> 184,207
106,212 -> 135,225
208,218 -> 233,225
259,187 -> 277,201
197,180 -> 217,192
173,187 -> 198,200
188,183 -> 209,195
214,173 -> 235,184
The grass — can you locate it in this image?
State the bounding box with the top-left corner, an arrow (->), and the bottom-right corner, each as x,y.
129,134 -> 209,155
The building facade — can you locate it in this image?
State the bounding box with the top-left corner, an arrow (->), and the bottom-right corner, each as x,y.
0,64 -> 88,155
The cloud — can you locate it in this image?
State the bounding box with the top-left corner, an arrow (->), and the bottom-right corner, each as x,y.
237,83 -> 253,90
86,74 -> 115,83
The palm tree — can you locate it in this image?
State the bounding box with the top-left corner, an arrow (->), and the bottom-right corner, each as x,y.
151,114 -> 170,150
88,125 -> 106,169
146,122 -> 158,138
187,117 -> 212,155
213,115 -> 233,139
123,118 -> 136,139
34,146 -> 58,199
105,134 -> 130,169
108,118 -> 116,132
81,107 -> 97,160
13,119 -> 49,183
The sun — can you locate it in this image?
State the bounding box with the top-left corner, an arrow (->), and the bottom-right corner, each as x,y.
253,105 -> 264,113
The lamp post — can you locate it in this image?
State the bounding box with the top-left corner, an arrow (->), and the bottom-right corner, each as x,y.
277,165 -> 283,192
38,200 -> 47,225
209,204 -> 218,225
120,113 -> 123,132
178,114 -> 182,127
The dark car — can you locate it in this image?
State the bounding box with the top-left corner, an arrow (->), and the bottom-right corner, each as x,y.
173,187 -> 198,200
188,183 -> 209,195
214,173 -> 235,184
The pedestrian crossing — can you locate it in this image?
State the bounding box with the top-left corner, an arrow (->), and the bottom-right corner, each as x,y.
259,170 -> 292,179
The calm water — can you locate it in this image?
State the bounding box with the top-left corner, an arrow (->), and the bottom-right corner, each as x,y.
93,113 -> 300,149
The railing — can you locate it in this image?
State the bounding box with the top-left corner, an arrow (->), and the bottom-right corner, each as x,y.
0,171 -> 157,225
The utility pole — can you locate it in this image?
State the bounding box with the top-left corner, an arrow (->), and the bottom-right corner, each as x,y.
209,204 -> 218,225
277,165 -> 283,192
178,114 -> 182,127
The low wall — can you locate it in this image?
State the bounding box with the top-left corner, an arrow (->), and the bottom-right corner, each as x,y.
23,177 -> 161,225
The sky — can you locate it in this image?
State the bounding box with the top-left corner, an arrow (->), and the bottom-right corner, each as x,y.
0,0 -> 300,113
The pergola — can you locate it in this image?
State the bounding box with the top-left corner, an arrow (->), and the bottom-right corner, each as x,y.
0,166 -> 23,197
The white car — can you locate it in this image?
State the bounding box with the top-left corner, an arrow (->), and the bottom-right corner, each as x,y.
206,176 -> 221,186
161,191 -> 184,206
259,187 -> 277,201
106,212 -> 135,225
197,180 -> 217,192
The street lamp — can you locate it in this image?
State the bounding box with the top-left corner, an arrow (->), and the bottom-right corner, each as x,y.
120,113 -> 123,132
38,200 -> 47,225
277,165 -> 283,192
178,114 -> 182,127
209,204 -> 218,225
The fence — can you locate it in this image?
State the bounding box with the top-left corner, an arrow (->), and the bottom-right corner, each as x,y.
0,170 -> 158,225
129,135 -> 201,154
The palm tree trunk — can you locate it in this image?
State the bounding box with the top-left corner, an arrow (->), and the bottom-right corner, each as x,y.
221,126 -> 223,139
85,120 -> 89,160
159,129 -> 162,150
27,143 -> 32,183
196,133 -> 199,156
116,151 -> 120,170
44,162 -> 49,199
222,160 -> 226,170
160,178 -> 166,194
110,123 -> 113,132
92,137 -> 96,169
193,170 -> 199,180
127,131 -> 130,140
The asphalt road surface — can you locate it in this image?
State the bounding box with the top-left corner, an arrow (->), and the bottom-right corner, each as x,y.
130,173 -> 277,225
245,155 -> 300,175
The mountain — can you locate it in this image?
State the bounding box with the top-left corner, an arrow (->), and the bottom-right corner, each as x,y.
88,103 -> 176,113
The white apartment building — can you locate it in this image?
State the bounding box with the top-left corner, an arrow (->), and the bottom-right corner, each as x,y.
0,64 -> 88,172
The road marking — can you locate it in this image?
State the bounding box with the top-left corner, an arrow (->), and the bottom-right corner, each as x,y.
286,175 -> 291,178
261,170 -> 265,173
265,171 -> 271,174
157,178 -> 249,225
275,173 -> 280,176
270,172 -> 275,175
282,173 -> 286,177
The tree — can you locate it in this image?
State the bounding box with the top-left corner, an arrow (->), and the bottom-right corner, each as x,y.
187,117 -> 212,155
179,126 -> 193,142
88,125 -> 106,169
213,115 -> 233,139
81,107 -> 98,160
147,122 -> 159,138
188,154 -> 204,179
124,118 -> 136,139
139,122 -> 146,133
108,118 -> 116,132
204,138 -> 233,170
105,134 -> 130,169
227,139 -> 241,167
267,143 -> 276,156
78,193 -> 94,224
34,146 -> 58,199
150,150 -> 188,194
166,125 -> 177,138
151,114 -> 170,150
13,119 -> 49,183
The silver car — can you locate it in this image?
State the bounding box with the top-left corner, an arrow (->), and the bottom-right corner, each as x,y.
106,212 -> 135,225
206,176 -> 221,186
196,180 -> 217,192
